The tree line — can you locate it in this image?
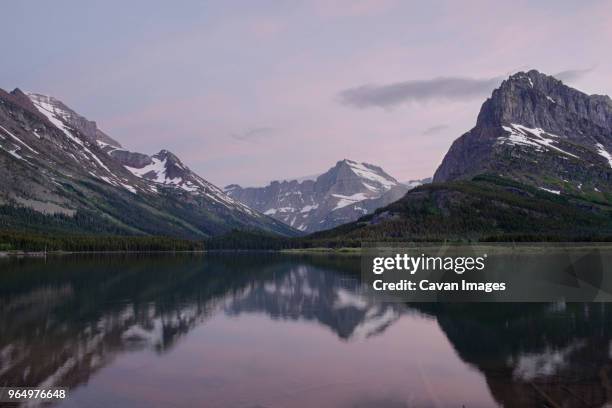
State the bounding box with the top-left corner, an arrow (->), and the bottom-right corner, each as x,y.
0,229 -> 204,252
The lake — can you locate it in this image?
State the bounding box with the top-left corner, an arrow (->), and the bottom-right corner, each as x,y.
0,253 -> 610,407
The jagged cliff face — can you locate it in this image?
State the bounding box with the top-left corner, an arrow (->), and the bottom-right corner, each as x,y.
225,160 -> 427,232
0,88 -> 296,237
434,70 -> 612,196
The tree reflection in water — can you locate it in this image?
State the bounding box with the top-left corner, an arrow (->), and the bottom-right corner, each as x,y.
0,254 -> 610,407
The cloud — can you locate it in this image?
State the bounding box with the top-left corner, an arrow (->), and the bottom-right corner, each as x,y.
338,76 -> 502,109
231,127 -> 276,143
422,124 -> 449,136
338,67 -> 596,110
554,67 -> 595,82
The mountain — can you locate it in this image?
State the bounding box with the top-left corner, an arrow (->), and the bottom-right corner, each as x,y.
27,92 -> 122,148
310,175 -> 612,242
306,71 -> 612,242
225,159 -> 429,233
434,70 -> 612,196
0,88 -> 296,238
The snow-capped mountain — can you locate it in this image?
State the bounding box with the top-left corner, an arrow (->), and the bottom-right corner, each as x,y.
0,88 -> 295,237
434,70 -> 612,196
316,70 -> 612,242
107,148 -> 260,217
225,159 -> 429,232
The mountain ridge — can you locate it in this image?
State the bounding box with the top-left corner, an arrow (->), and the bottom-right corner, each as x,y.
298,70 -> 612,243
0,88 -> 296,238
434,70 -> 612,198
225,159 -> 429,232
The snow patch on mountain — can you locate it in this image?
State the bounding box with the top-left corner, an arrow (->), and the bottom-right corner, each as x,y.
539,187 -> 561,195
0,124 -> 39,155
345,160 -> 397,191
28,93 -> 76,139
1,146 -> 28,162
500,124 -> 579,159
300,204 -> 319,213
125,158 -> 168,183
28,93 -> 118,177
332,193 -> 369,210
596,143 -> 612,168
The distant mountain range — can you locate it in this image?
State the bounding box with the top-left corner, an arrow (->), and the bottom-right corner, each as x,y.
313,70 -> 612,241
225,160 -> 430,232
4,69 -> 610,243
0,89 -> 295,238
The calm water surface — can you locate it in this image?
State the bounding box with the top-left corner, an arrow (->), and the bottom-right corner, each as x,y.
0,254 -> 610,407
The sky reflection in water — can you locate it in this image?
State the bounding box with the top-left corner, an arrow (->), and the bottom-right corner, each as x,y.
0,254 -> 609,408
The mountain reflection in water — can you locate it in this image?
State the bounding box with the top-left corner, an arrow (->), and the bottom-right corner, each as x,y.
0,254 -> 611,407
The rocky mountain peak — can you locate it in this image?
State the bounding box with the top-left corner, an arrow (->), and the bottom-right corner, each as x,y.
0,88 -> 48,125
476,70 -> 612,134
154,149 -> 181,163
337,158 -> 356,167
26,91 -> 122,148
331,159 -> 398,185
10,87 -> 29,100
434,70 -> 612,196
225,160 -> 422,232
151,150 -> 189,181
507,69 -> 560,88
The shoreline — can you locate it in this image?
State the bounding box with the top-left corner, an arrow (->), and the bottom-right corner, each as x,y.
0,250 -> 207,258
0,248 -> 360,257
5,242 -> 612,257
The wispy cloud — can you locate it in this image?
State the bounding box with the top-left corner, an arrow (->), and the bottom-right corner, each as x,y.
422,124 -> 449,136
231,127 -> 276,143
554,67 -> 595,82
338,67 -> 596,110
338,76 -> 502,109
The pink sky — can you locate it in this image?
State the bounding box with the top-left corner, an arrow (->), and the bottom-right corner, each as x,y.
2,0 -> 612,186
